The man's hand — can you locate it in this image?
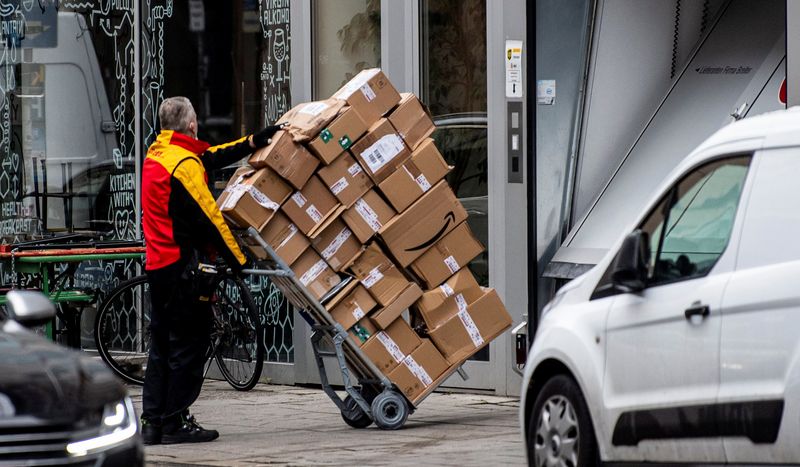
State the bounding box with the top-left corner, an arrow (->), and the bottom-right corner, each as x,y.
250,125 -> 284,149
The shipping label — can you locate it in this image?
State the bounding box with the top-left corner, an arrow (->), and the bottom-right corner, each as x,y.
376,332 -> 405,363
333,70 -> 378,99
354,199 -> 382,232
457,310 -> 484,347
363,267 -> 384,288
299,259 -> 328,287
306,205 -> 323,223
299,101 -> 329,116
276,223 -> 299,250
292,192 -> 307,207
416,174 -> 432,192
455,294 -> 468,313
220,185 -> 247,210
403,355 -> 433,387
360,84 -> 376,102
249,187 -> 280,210
321,228 -> 352,260
444,255 -> 460,274
360,134 -> 405,174
348,163 -> 363,176
352,305 -> 365,321
439,283 -> 455,297
330,177 -> 349,195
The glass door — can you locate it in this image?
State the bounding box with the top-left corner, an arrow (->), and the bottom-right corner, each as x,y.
420,0 -> 494,389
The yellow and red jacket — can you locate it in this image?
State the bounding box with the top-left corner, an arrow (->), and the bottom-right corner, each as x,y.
142,130 -> 253,271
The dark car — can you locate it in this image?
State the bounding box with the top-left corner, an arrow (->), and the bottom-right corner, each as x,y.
0,291 -> 143,466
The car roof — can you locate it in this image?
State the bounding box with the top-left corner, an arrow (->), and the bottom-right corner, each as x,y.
687,106 -> 800,166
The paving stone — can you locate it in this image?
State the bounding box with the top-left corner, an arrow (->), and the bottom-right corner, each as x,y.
129,381 -> 525,466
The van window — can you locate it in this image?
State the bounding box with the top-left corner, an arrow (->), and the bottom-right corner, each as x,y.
642,156 -> 751,286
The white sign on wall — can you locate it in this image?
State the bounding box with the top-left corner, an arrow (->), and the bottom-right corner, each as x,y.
505,40 -> 523,98
537,80 -> 556,105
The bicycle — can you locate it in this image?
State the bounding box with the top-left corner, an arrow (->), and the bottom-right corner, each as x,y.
94,264 -> 264,391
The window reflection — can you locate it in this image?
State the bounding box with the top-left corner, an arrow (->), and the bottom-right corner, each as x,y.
421,0 -> 488,362
421,0 -> 488,287
312,0 -> 380,99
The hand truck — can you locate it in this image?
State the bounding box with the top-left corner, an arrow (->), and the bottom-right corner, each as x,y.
238,227 -> 469,430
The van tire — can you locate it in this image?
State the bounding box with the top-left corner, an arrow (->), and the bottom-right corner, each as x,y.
528,375 -> 598,467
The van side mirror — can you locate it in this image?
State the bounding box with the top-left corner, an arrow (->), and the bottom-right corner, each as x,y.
5,291 -> 56,328
611,230 -> 650,293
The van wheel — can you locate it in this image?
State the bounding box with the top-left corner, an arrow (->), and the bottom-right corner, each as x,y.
528,375 -> 598,467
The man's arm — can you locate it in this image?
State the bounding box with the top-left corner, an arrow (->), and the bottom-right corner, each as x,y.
199,125 -> 283,171
170,158 -> 247,269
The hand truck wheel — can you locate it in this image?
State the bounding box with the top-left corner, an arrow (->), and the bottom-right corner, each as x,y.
340,395 -> 373,429
370,390 -> 409,430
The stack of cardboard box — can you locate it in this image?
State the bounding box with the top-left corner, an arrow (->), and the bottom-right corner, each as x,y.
218,69 -> 512,405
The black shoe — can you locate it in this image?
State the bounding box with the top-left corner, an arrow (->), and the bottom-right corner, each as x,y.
161,415 -> 219,444
141,420 -> 162,445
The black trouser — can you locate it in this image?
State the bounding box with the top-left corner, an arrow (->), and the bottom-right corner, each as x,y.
141,258 -> 211,428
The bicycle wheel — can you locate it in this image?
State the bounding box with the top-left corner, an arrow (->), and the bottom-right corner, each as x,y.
94,275 -> 151,385
213,275 -> 264,391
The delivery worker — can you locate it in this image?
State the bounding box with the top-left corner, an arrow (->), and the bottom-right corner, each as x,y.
140,96 -> 279,445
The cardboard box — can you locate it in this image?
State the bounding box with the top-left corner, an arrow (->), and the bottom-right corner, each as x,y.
309,215 -> 363,271
378,180 -> 468,267
388,339 -> 449,402
371,283 -> 423,329
362,317 -> 422,374
326,281 -> 378,331
341,189 -> 396,244
332,68 -> 401,126
278,98 -> 347,142
317,152 -> 373,208
290,248 -> 342,301
377,139 -> 451,212
414,268 -> 481,319
387,93 -> 435,151
246,211 -> 310,264
410,221 -> 485,288
349,317 -> 378,347
308,106 -> 369,164
249,130 -> 319,189
281,175 -> 342,236
350,119 -> 412,184
428,288 -> 513,365
350,243 -> 410,306
416,283 -> 484,331
217,167 -> 292,230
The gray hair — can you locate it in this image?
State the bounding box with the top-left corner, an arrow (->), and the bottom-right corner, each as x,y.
158,96 -> 196,134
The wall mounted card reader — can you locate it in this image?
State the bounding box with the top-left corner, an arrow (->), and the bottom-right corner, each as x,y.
508,101 -> 523,183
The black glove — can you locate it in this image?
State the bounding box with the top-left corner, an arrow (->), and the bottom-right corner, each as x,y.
252,125 -> 283,148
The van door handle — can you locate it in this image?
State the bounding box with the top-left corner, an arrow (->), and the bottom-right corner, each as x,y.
684,302 -> 710,320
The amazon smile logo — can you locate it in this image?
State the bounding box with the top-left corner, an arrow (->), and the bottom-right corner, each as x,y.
405,212 -> 456,252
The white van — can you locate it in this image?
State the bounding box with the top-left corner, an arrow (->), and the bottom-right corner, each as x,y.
520,108 -> 800,465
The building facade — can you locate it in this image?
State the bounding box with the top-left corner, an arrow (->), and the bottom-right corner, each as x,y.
0,1 -> 530,396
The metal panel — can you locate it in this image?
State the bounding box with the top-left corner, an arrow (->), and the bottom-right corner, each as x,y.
788,0 -> 800,106
533,0 -> 593,313
554,0 -> 786,269
573,0 -> 728,225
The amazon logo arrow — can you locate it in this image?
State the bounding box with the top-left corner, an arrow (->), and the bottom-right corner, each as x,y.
405,211 -> 456,252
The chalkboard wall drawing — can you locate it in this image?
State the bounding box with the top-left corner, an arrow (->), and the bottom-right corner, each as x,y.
0,0 -> 295,366
260,0 -> 290,125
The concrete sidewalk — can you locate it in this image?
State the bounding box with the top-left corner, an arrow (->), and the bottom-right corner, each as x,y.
129,381 -> 525,466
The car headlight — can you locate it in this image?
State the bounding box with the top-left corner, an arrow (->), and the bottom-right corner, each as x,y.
66,396 -> 138,457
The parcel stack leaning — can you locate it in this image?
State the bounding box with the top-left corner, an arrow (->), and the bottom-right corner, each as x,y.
217,69 -> 512,405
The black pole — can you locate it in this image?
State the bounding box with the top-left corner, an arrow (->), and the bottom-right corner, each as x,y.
526,0 -> 537,347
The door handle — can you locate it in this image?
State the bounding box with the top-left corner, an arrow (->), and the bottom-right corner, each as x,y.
684,302 -> 710,320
